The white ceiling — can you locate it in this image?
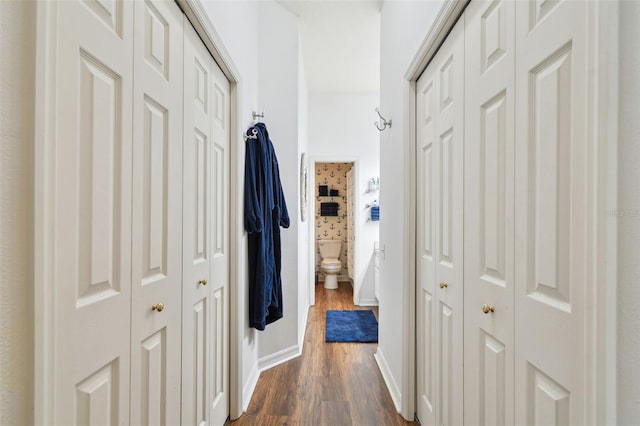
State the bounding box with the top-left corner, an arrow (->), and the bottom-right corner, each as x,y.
278,0 -> 381,93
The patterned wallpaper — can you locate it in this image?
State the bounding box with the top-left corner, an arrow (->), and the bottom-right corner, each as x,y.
315,162 -> 353,280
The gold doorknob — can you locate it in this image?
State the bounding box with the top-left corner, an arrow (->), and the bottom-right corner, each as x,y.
482,304 -> 494,314
152,303 -> 164,312
199,278 -> 208,286
439,282 -> 448,289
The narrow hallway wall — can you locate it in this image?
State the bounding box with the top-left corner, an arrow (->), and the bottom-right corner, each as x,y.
307,92 -> 380,304
255,1 -> 303,364
204,0 -> 308,407
0,1 -> 35,424
378,0 -> 444,416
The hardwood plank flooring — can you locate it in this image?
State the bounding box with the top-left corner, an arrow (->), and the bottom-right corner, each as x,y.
227,282 -> 416,426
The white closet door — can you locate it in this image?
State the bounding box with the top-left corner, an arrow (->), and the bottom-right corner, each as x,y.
130,1 -> 184,424
416,59 -> 437,426
182,20 -> 214,426
432,17 -> 465,426
463,0 -> 515,424
52,1 -> 134,423
416,16 -> 465,426
208,52 -> 231,426
514,1 -> 588,424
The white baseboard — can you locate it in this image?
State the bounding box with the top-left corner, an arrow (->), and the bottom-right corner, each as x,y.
243,306 -> 311,411
374,348 -> 402,413
298,303 -> 310,350
358,298 -> 379,307
242,363 -> 260,411
258,344 -> 302,372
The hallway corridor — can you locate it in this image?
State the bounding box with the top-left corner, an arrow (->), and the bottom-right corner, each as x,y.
228,283 -> 414,425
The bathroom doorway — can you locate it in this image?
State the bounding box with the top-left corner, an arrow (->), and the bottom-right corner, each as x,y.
313,161 -> 355,293
308,159 -> 357,305
308,157 -> 379,307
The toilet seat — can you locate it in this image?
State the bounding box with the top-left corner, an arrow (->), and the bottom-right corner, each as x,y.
321,259 -> 341,272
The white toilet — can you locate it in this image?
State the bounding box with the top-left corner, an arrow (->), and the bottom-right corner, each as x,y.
319,240 -> 342,290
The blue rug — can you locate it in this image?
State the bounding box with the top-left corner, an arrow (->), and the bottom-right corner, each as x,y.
325,310 -> 378,343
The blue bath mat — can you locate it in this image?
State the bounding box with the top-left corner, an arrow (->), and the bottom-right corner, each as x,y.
325,310 -> 378,343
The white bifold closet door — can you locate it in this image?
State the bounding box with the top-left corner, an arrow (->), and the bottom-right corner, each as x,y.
46,1 -> 230,424
415,15 -> 464,426
513,0 -> 588,424
182,19 -> 231,426
52,1 -> 134,423
129,1 -> 184,424
463,0 -> 516,424
417,0 -> 594,423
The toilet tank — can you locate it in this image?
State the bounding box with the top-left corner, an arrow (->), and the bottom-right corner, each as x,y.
318,240 -> 342,259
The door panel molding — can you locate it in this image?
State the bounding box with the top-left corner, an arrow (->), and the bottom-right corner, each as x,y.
34,0 -> 240,424
407,0 -> 614,423
416,16 -> 464,426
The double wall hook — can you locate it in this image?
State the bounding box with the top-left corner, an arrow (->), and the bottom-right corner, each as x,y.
374,107 -> 392,131
244,111 -> 264,141
244,128 -> 258,141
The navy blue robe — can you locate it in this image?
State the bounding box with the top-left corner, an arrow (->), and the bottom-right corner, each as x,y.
244,123 -> 289,330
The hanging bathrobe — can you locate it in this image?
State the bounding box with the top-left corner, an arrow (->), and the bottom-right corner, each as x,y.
244,122 -> 290,330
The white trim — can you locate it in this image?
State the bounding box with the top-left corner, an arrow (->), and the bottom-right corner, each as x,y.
176,0 -> 241,82
34,1 -> 57,424
404,0 -> 469,81
227,79 -> 244,419
402,0 -> 468,420
257,304 -> 309,377
583,4 -> 618,423
591,1 -> 619,424
298,303 -> 310,351
401,76 -> 417,422
242,364 -> 260,412
358,298 -> 379,307
258,344 -> 302,372
374,348 -> 402,413
243,297 -> 311,411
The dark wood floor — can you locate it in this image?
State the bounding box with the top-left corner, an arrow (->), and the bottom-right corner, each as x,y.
228,282 -> 416,426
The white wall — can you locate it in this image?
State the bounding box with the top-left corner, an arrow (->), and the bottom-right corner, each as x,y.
204,0 -> 309,409
255,1 -> 304,364
307,92 -> 380,304
0,1 -> 35,424
617,1 -> 640,423
378,0 -> 444,417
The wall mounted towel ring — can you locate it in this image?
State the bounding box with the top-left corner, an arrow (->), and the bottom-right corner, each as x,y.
374,107 -> 392,131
